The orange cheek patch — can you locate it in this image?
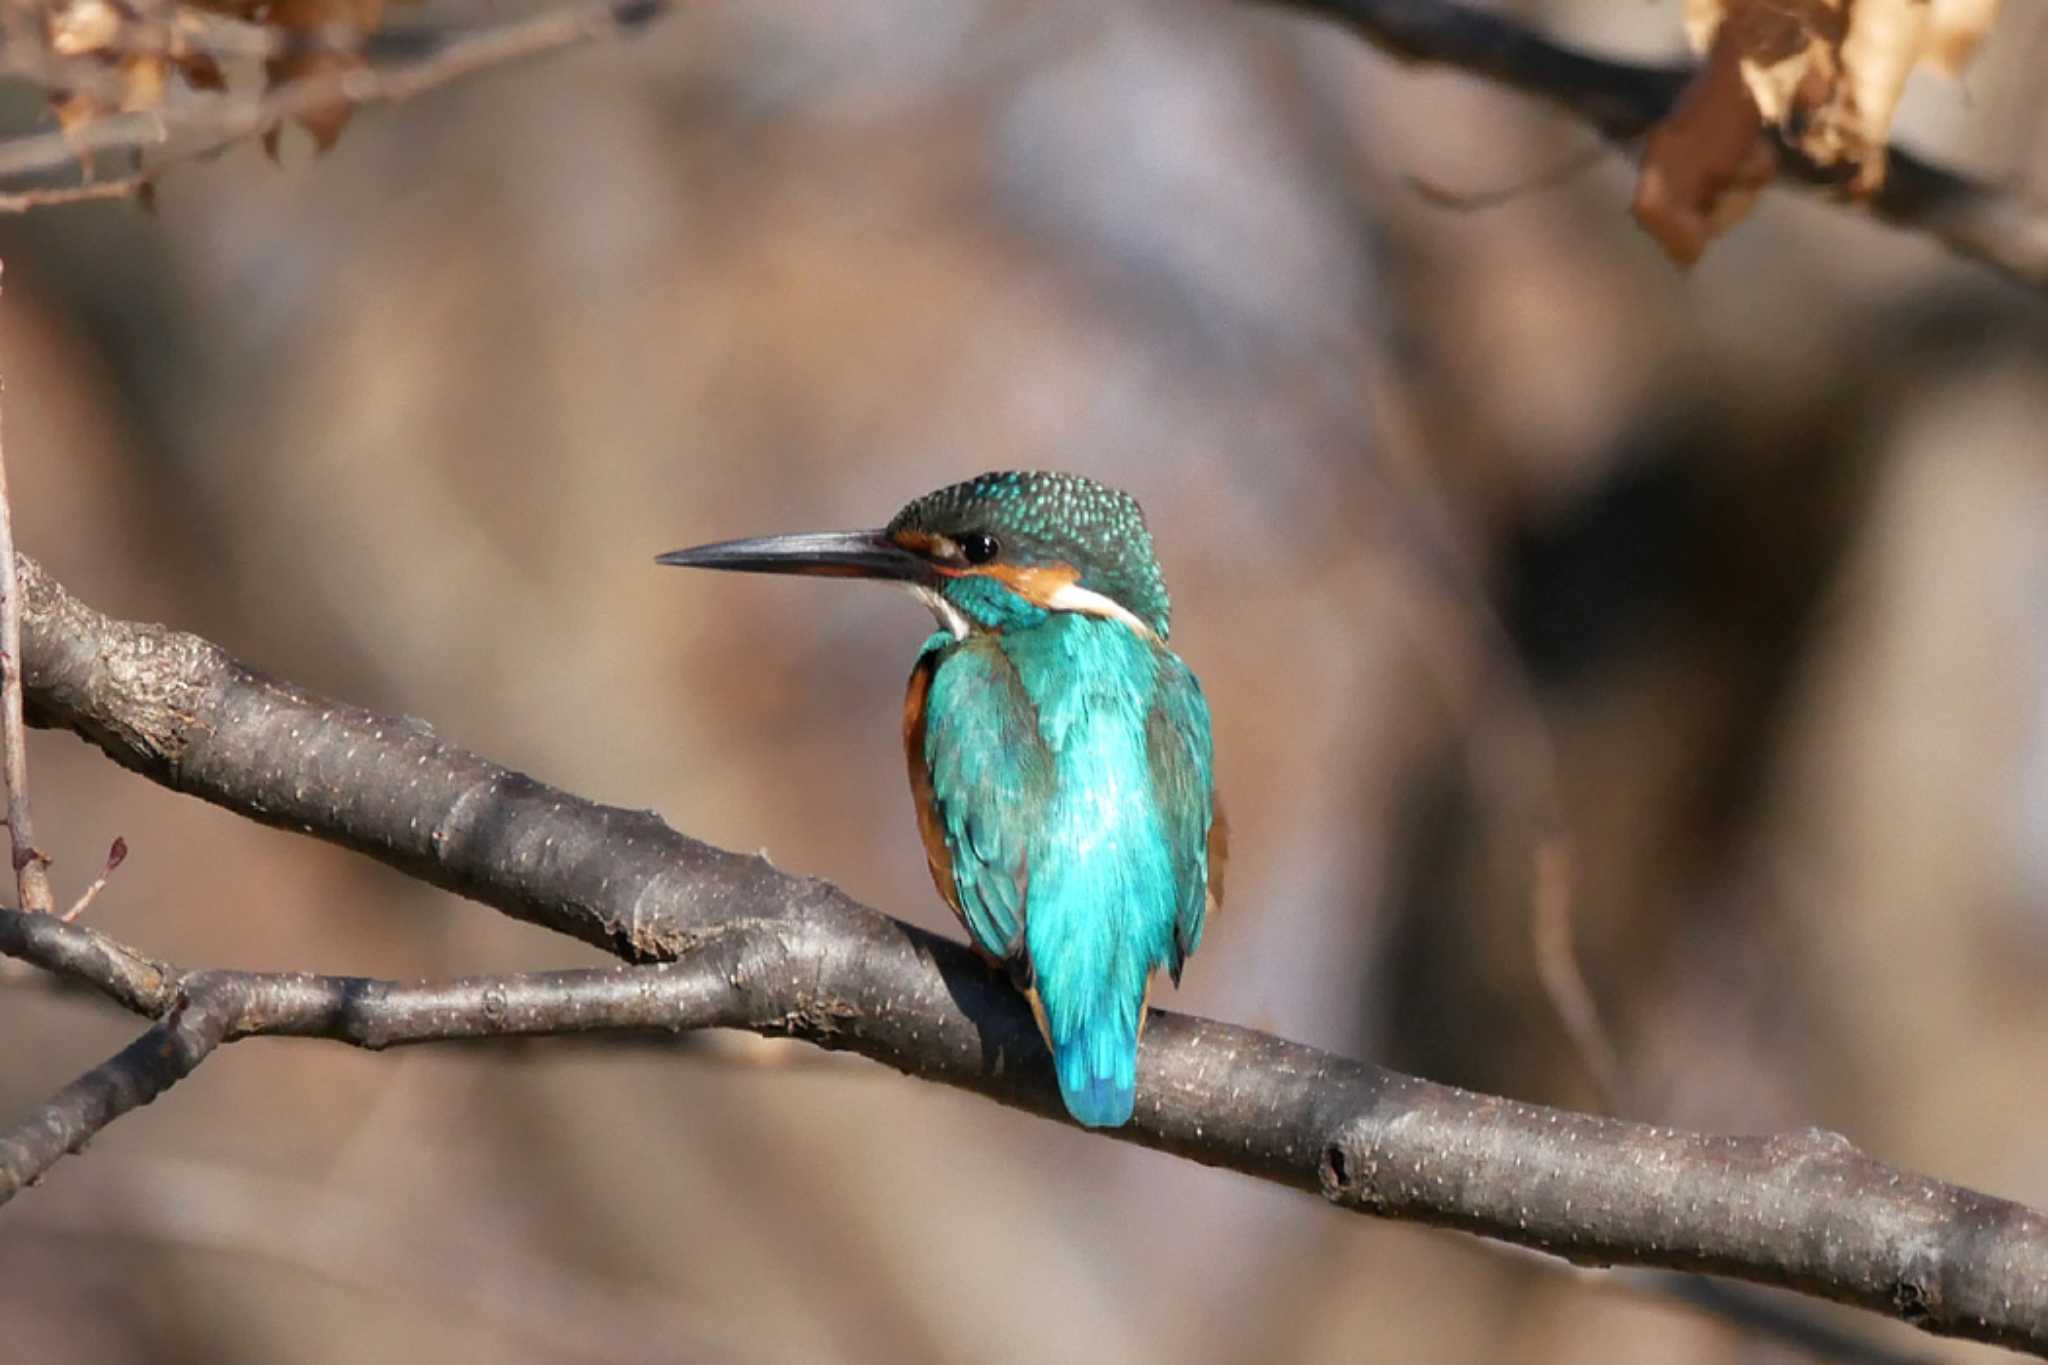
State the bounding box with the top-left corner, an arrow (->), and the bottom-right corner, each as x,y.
982,562 -> 1080,606
899,544 -> 1084,604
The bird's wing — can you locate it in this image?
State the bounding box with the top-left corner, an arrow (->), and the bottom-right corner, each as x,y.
903,635 -> 1054,980
1146,650 -> 1218,984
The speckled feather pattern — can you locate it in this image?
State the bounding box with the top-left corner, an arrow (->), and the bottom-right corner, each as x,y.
889,471 -> 1174,639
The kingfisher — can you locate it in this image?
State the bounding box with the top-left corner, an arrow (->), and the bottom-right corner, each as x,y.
658,471 -> 1223,1128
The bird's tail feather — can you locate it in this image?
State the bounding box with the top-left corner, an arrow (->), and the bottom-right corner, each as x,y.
1051,1011 -> 1138,1128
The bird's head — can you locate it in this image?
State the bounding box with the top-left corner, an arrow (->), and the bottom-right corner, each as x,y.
659,471 -> 1171,641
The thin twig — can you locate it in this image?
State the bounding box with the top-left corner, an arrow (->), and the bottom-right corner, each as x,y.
0,983 -> 234,1198
60,836 -> 126,923
1527,835 -> 1623,1109
1403,137 -> 1618,213
0,265 -> 52,914
0,177 -> 151,214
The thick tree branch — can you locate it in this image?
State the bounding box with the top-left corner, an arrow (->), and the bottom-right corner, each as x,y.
1255,0 -> 2048,291
6,554 -> 2048,1352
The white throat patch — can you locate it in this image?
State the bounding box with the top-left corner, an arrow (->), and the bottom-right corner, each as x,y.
1042,580 -> 1160,642
909,584 -> 972,640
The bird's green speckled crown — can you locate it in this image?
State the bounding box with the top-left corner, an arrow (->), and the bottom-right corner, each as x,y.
888,471 -> 1172,638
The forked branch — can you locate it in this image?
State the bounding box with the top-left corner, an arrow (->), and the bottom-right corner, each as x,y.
3,554 -> 2047,1354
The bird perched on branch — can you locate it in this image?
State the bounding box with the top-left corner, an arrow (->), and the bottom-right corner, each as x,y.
659,471 -> 1223,1127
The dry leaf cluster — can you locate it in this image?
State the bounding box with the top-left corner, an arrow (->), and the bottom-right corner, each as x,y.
27,0 -> 391,155
1636,0 -> 2000,263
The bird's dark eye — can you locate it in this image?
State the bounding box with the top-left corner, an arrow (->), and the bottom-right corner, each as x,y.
958,532 -> 1000,565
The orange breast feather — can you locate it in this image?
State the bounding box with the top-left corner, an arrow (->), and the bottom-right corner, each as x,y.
1206,796 -> 1230,916
902,652 -> 972,933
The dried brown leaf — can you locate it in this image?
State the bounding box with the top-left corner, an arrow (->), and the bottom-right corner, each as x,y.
39,0 -> 406,161
1634,23 -> 1779,266
263,0 -> 388,154
1685,0 -> 2003,196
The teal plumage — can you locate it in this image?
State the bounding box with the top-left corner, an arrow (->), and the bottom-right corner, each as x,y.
660,470 -> 1223,1129
916,610 -> 1214,1126
913,632 -> 1049,967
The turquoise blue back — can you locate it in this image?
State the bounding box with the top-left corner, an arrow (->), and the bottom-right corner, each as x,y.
919,612 -> 1215,1127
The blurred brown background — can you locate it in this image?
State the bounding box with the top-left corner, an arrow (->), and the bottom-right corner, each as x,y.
1,1 -> 2046,1360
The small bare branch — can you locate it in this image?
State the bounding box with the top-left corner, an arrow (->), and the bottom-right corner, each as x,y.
0,266 -> 53,915
0,982 -> 232,1201
1402,138 -> 1615,213
1529,836 -> 1623,1108
60,836 -> 126,922
0,177 -> 150,213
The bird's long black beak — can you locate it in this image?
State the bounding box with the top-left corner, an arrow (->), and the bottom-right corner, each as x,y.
656,529 -> 934,583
